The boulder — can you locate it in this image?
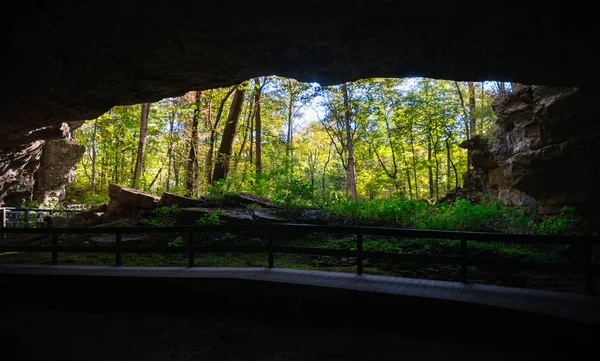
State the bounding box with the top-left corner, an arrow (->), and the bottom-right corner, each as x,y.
32,139 -> 85,206
225,193 -> 274,208
103,184 -> 160,222
176,207 -> 253,225
252,210 -> 286,223
44,215 -> 86,228
157,192 -> 200,209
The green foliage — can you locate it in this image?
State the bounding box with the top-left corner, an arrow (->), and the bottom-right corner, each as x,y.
533,206 -> 588,235
325,196 -> 587,235
206,179 -> 236,199
195,211 -> 224,226
168,236 -> 183,247
272,178 -> 315,208
21,200 -> 41,209
149,205 -> 180,227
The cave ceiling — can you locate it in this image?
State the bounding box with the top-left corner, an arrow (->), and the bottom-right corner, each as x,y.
0,0 -> 597,146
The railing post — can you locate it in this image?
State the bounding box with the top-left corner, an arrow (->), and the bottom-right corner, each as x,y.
356,233 -> 364,275
583,239 -> 594,295
188,232 -> 194,268
268,227 -> 274,268
460,239 -> 468,283
115,231 -> 122,267
0,207 -> 5,243
51,231 -> 58,265
24,209 -> 30,226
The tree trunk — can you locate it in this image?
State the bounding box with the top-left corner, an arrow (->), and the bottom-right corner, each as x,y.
446,138 -> 451,194
186,92 -> 201,197
322,148 -> 332,198
166,107 -> 175,191
90,118 -> 98,193
446,137 -> 459,202
427,142 -> 434,200
232,97 -> 254,178
468,81 -> 476,135
254,78 -> 263,174
132,103 -> 150,189
286,80 -> 293,158
454,81 -> 471,171
410,137 -> 418,199
342,83 -> 357,199
212,86 -> 246,184
206,87 -> 235,185
149,168 -> 162,190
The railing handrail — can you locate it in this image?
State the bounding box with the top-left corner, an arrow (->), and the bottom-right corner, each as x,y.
1,207 -> 78,213
0,222 -> 596,295
0,223 -> 598,245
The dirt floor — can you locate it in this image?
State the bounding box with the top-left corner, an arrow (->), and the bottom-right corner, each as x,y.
0,302 -> 590,361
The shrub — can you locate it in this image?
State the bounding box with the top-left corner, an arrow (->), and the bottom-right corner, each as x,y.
149,205 -> 180,227
195,211 -> 224,226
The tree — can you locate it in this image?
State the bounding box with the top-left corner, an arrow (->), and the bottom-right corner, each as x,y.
342,83 -> 357,199
90,118 -> 98,194
254,77 -> 264,174
132,103 -> 150,189
165,100 -> 176,191
185,92 -> 201,197
205,87 -> 236,185
212,84 -> 246,184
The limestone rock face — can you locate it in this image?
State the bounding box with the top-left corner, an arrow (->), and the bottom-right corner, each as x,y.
491,86 -> 600,221
103,184 -> 160,222
0,142 -> 44,206
33,139 -> 85,206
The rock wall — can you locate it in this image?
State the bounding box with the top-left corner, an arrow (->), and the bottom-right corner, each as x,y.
33,139 -> 85,206
466,86 -> 600,226
0,139 -> 84,207
0,142 -> 44,206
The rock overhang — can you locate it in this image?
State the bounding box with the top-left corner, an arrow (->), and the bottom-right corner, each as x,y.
1,0 -> 598,146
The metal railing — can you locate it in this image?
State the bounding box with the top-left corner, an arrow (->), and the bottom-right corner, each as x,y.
0,207 -> 78,230
0,223 -> 597,295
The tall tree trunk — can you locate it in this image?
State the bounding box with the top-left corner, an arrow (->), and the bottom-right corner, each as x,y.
132,103 -> 150,189
212,86 -> 246,184
434,148 -> 440,201
410,136 -> 418,199
132,103 -> 150,188
233,88 -> 256,176
206,87 -> 235,185
186,92 -> 201,197
454,81 -> 471,171
342,83 -> 357,199
468,81 -> 476,135
446,138 -> 451,194
254,78 -> 263,174
404,158 -> 413,199
100,145 -> 107,194
166,107 -> 175,191
114,133 -> 120,185
286,80 -> 293,158
427,141 -> 434,199
446,137 -> 459,202
90,118 -> 98,193
322,148 -> 332,198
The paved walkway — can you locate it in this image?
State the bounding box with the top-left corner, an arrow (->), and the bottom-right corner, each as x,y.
1,264 -> 599,324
